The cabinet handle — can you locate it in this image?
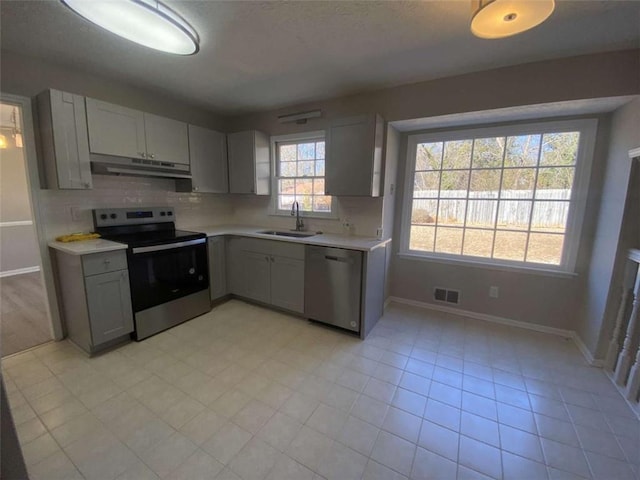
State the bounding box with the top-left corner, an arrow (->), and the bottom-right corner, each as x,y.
103,259 -> 111,265
83,182 -> 90,189
139,152 -> 146,158
265,255 -> 269,262
271,256 -> 275,263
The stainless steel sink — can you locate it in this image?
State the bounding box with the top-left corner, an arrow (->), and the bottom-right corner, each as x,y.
259,230 -> 316,238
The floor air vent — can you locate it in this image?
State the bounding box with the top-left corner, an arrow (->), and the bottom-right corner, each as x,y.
434,287 -> 460,305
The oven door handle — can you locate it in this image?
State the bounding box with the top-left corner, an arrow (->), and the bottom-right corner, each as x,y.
131,238 -> 206,254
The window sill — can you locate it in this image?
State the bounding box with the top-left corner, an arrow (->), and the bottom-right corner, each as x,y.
397,252 -> 578,279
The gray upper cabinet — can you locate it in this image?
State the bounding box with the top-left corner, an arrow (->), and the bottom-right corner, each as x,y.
144,113 -> 189,165
227,130 -> 270,195
86,97 -> 189,165
86,98 -> 147,160
177,125 -> 228,193
36,89 -> 92,189
325,114 -> 384,197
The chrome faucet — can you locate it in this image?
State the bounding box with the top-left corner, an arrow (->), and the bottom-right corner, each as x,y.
291,201 -> 304,231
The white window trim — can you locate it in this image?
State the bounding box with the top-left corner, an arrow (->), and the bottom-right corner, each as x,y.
269,131 -> 339,219
399,118 -> 598,274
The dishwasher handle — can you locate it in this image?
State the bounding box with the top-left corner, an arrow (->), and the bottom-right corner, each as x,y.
324,255 -> 353,264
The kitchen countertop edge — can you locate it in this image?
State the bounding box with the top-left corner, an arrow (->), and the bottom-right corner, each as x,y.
188,225 -> 391,252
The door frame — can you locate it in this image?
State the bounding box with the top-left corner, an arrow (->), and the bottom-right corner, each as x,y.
1,93 -> 63,341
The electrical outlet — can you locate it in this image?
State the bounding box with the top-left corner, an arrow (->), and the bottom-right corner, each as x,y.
70,207 -> 82,222
376,227 -> 383,239
489,286 -> 499,298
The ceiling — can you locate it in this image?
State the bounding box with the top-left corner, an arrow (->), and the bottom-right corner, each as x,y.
1,1 -> 639,115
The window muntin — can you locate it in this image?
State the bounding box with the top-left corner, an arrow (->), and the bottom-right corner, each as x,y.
403,120 -> 594,272
275,138 -> 332,214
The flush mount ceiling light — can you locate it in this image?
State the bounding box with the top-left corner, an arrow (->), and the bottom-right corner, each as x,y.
61,0 -> 199,55
471,0 -> 555,39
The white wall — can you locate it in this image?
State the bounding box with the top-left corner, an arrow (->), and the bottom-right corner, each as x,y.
0,144 -> 40,274
577,98 -> 640,357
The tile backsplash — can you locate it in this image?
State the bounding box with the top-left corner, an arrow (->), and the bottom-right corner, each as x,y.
38,175 -> 233,240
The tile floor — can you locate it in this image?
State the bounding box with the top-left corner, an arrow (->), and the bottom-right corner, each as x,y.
2,300 -> 639,480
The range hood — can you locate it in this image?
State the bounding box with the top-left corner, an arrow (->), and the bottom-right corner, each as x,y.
91,155 -> 192,180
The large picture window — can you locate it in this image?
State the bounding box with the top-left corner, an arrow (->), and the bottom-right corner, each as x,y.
272,132 -> 334,216
401,119 -> 596,272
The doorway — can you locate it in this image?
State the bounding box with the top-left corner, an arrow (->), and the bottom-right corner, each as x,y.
0,100 -> 52,356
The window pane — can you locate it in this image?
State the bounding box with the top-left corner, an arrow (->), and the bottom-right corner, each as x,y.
296,178 -> 313,194
280,162 -> 297,177
540,132 -> 579,166
470,170 -> 500,197
440,171 -> 469,197
279,195 -> 295,210
297,161 -> 314,176
313,196 -> 331,212
416,142 -> 442,170
493,231 -> 527,261
526,233 -> 564,265
531,201 -> 569,233
473,137 -> 505,168
463,229 -> 494,258
438,199 -> 466,227
442,140 -> 472,169
497,201 -> 531,230
315,160 -> 325,177
316,141 -> 325,159
435,227 -> 463,254
313,179 -> 324,195
411,199 -> 438,225
466,200 -> 497,228
414,171 -> 440,196
280,144 -> 297,162
536,167 -> 574,198
279,179 -> 295,194
297,143 -> 315,160
296,195 -> 313,211
410,225 -> 435,252
501,168 -> 536,199
504,134 -> 541,167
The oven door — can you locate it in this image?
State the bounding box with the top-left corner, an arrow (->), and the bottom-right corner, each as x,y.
127,238 -> 209,312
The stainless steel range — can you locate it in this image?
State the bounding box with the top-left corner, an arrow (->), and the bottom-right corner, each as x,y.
93,207 -> 210,340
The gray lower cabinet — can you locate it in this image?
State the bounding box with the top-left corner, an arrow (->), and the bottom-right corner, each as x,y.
226,237 -> 304,313
208,237 -> 227,301
54,249 -> 134,354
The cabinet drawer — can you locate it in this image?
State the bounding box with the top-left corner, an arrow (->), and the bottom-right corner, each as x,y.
82,251 -> 128,276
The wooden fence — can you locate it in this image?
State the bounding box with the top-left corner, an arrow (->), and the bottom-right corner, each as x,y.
412,189 -> 570,228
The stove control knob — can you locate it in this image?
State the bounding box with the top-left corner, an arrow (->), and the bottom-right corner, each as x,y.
100,214 -> 107,220
110,213 -> 117,219
160,211 -> 166,216
167,211 -> 173,216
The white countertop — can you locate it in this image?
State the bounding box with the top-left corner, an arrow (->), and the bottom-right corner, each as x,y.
48,239 -> 127,255
188,224 -> 391,252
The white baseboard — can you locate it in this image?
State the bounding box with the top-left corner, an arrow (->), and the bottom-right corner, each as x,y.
572,333 -> 604,367
387,296 -> 604,366
0,266 -> 40,278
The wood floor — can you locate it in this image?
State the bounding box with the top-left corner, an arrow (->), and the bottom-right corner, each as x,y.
1,272 -> 51,357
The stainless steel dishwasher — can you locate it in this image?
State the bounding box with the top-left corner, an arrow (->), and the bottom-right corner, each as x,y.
305,246 -> 363,332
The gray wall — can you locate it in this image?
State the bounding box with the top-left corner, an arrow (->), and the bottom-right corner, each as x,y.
0,145 -> 40,273
578,98 -> 640,357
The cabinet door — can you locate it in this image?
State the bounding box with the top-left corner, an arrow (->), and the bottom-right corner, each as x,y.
85,270 -> 134,345
86,98 -> 146,160
242,251 -> 271,304
144,113 -> 190,165
270,255 -> 304,313
46,90 -> 92,189
208,237 -> 227,301
325,114 -> 383,197
189,125 -> 228,192
228,130 -> 256,194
